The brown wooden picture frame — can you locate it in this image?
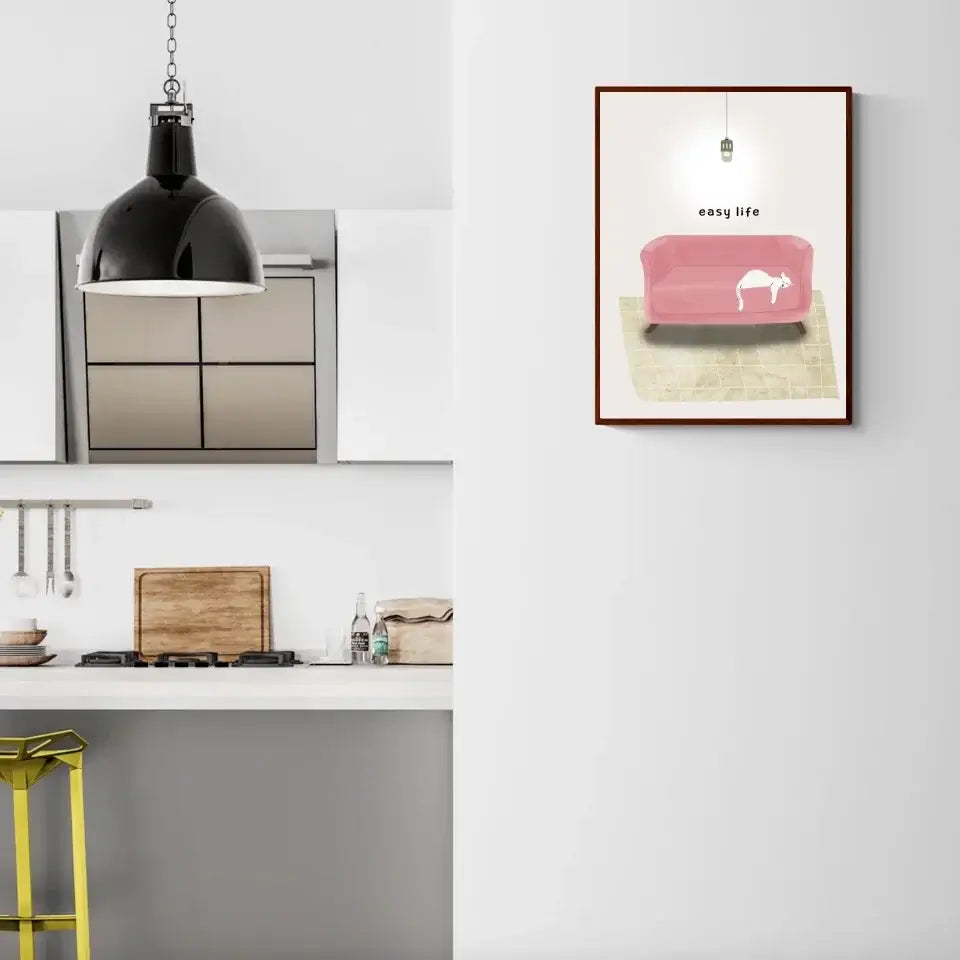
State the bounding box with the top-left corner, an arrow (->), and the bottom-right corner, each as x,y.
595,86 -> 852,425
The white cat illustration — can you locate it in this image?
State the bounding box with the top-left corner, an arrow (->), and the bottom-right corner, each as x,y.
736,269 -> 792,312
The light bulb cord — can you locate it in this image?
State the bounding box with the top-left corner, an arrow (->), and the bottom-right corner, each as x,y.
725,92 -> 728,137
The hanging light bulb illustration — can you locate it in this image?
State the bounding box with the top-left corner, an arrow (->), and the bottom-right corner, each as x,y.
721,92 -> 733,162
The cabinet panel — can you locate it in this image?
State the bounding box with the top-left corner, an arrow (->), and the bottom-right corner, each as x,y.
203,365 -> 316,449
85,295 -> 198,362
336,210 -> 452,462
0,211 -> 62,462
87,366 -> 201,449
201,277 -> 315,362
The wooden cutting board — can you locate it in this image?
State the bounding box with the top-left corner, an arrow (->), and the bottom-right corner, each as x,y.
134,567 -> 271,660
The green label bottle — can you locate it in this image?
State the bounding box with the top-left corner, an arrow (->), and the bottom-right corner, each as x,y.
371,605 -> 389,665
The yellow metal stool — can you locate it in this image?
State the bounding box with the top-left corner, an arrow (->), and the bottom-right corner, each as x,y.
0,730 -> 90,960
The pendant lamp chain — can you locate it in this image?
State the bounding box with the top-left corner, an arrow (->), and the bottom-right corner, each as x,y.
163,0 -> 181,103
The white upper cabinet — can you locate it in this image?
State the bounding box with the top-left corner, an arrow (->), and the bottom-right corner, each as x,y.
336,210 -> 452,462
0,211 -> 62,462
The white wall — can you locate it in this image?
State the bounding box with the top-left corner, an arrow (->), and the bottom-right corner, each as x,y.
454,1 -> 960,958
0,0 -> 450,209
0,0 -> 452,648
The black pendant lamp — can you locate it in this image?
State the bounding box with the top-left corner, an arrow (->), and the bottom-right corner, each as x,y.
78,1 -> 263,297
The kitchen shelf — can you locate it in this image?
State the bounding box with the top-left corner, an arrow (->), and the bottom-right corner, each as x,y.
0,664 -> 451,711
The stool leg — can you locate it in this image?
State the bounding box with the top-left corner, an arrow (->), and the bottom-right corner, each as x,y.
68,763 -> 91,960
11,771 -> 34,960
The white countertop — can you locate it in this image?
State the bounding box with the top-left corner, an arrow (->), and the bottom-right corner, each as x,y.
0,664 -> 452,711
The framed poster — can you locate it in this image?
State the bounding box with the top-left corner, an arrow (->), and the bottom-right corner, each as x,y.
595,86 -> 852,425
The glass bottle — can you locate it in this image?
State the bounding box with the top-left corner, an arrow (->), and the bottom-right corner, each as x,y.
350,593 -> 371,664
372,605 -> 389,665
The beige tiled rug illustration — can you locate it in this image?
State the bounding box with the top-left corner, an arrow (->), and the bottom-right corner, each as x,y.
619,291 -> 839,402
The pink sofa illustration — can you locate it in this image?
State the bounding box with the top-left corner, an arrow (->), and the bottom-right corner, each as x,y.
640,235 -> 814,331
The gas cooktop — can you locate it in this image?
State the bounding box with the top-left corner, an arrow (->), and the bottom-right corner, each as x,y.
76,650 -> 301,668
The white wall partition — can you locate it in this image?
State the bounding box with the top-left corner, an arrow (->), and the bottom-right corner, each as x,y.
453,1 -> 960,957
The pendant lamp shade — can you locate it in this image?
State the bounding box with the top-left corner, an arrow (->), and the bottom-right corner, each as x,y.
78,105 -> 264,297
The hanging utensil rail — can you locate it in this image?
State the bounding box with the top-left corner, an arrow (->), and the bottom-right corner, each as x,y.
0,500 -> 152,510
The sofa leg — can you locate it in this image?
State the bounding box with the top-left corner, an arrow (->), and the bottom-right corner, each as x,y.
795,321 -> 806,335
646,323 -> 659,333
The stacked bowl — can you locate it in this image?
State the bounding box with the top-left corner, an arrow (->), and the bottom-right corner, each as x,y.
0,618 -> 55,666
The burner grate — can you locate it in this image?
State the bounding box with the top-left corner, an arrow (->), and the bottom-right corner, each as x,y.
76,651 -> 147,668
232,651 -> 300,667
154,651 -> 221,668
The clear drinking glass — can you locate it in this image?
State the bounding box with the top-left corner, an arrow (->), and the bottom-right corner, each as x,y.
311,626 -> 349,664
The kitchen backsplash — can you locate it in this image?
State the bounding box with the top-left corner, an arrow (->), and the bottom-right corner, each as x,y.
0,463 -> 451,652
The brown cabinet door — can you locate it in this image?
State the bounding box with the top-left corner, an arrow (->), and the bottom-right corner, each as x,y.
203,365 -> 316,449
201,278 -> 315,362
85,295 -> 199,362
87,366 -> 201,449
